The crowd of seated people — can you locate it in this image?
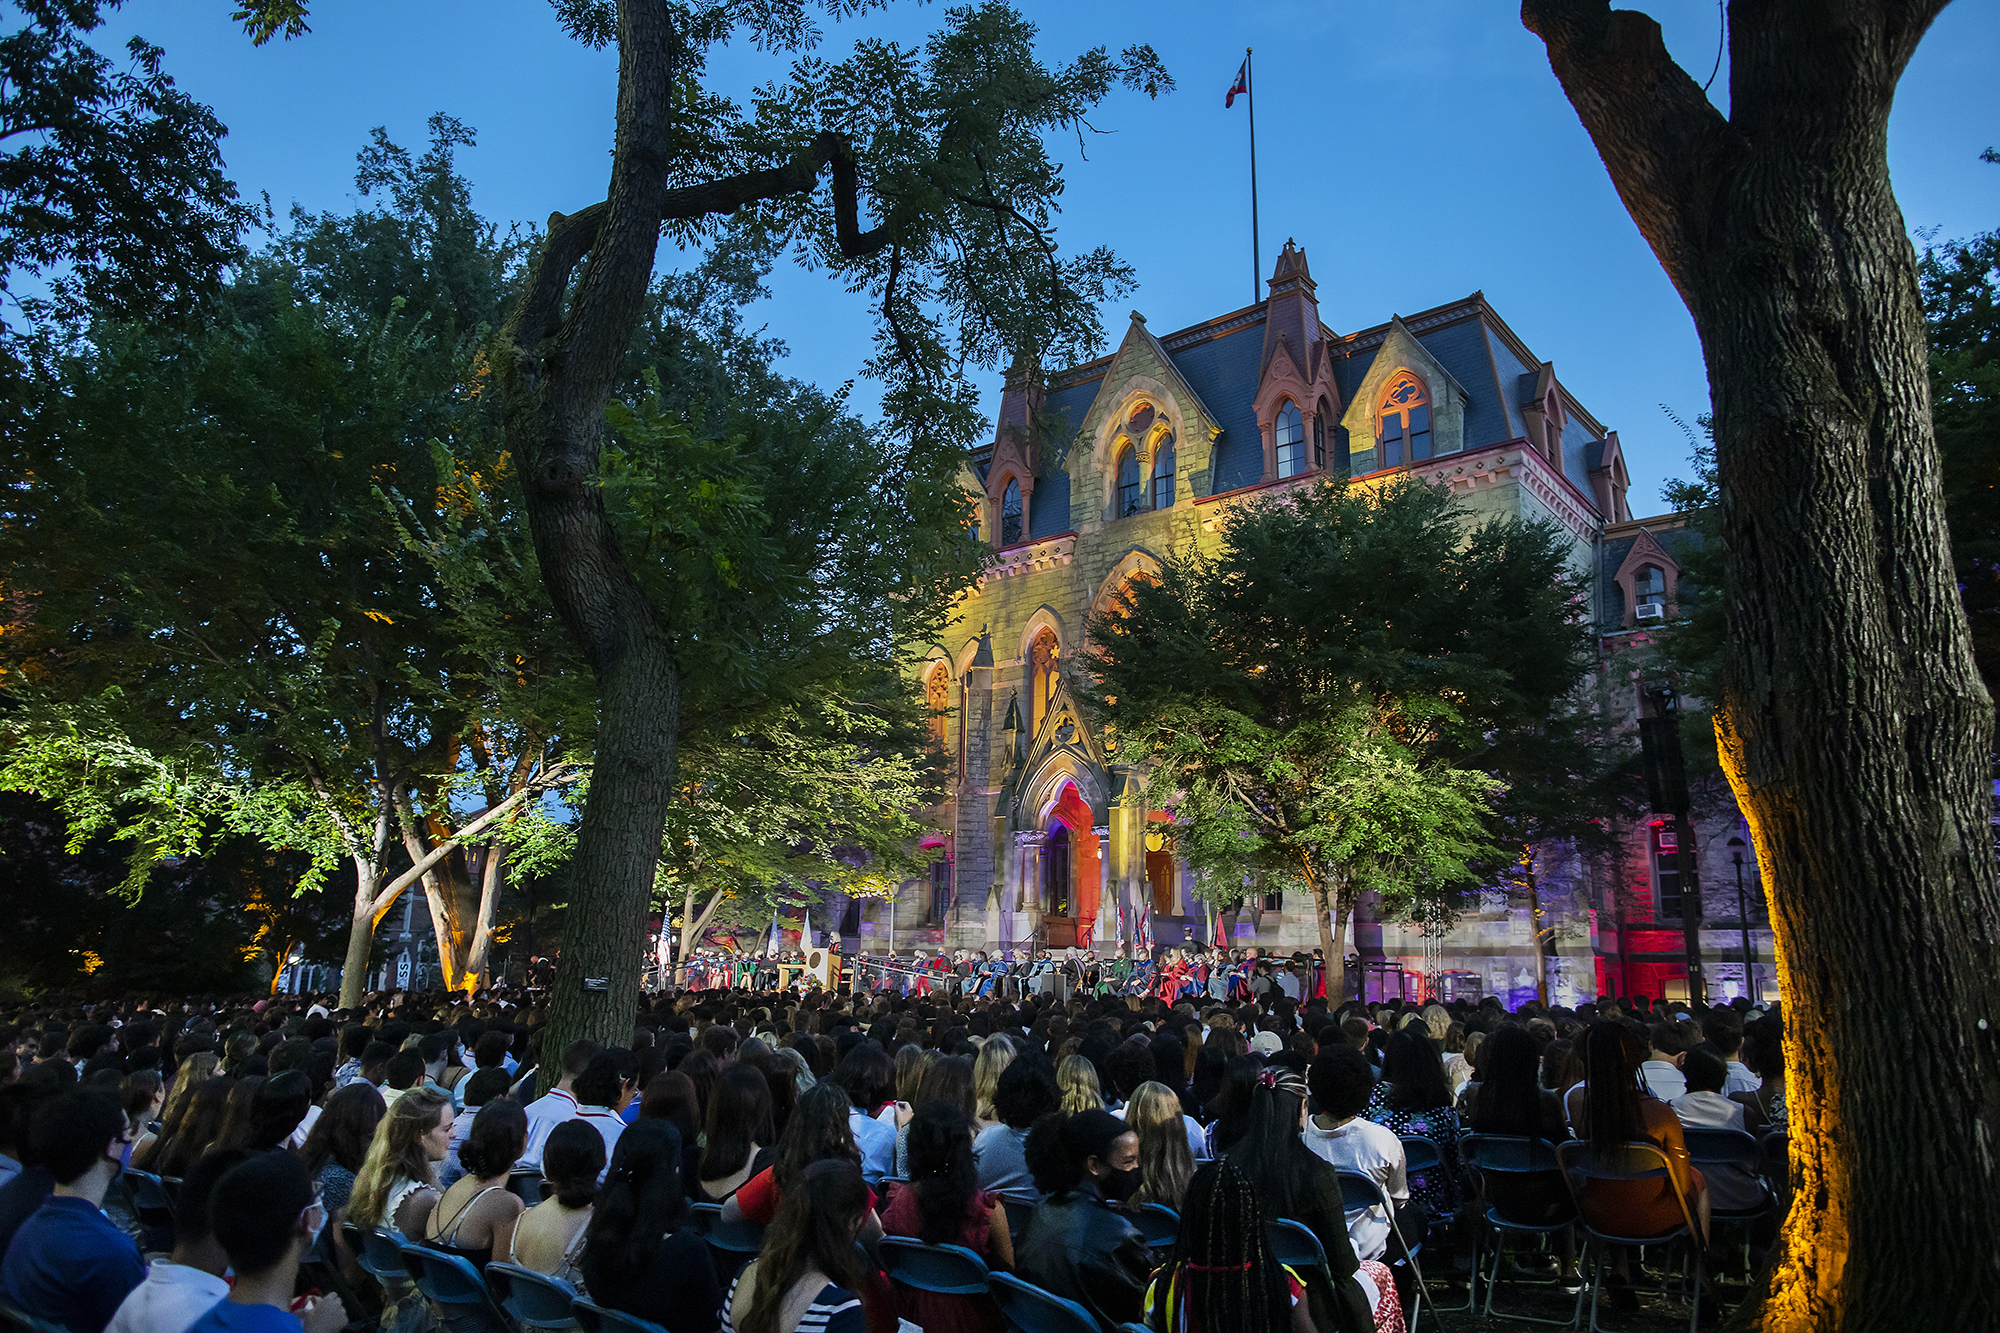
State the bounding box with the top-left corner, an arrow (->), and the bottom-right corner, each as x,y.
0,978 -> 1790,1333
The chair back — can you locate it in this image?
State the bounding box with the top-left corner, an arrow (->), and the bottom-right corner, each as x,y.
0,1296 -> 69,1333
686,1202 -> 721,1237
1461,1133 -> 1575,1228
879,1237 -> 991,1295
401,1244 -> 512,1333
1333,1168 -> 1390,1218
573,1299 -> 672,1333
1000,1198 -> 1036,1243
485,1263 -> 581,1330
350,1225 -> 415,1286
508,1170 -> 547,1205
1682,1127 -> 1760,1170
1399,1134 -> 1444,1174
987,1272 -> 1100,1333
1556,1139 -> 1699,1245
123,1169 -> 176,1227
1264,1218 -> 1330,1276
1127,1202 -> 1180,1249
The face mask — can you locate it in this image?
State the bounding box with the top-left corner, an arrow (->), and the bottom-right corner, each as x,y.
1102,1165 -> 1142,1203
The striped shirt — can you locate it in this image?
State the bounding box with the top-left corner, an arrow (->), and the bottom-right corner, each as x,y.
721,1271 -> 865,1333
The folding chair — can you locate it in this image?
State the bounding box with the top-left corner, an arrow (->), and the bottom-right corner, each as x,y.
508,1170 -> 547,1205
0,1297 -> 67,1333
1399,1135 -> 1472,1314
1336,1172 -> 1432,1333
400,1243 -> 513,1333
1126,1202 -> 1180,1249
697,1205 -> 765,1285
347,1224 -> 417,1291
1758,1130 -> 1791,1216
122,1169 -> 177,1231
878,1237 -> 991,1293
987,1272 -> 1099,1333
485,1263 -> 581,1331
1000,1198 -> 1037,1246
1459,1134 -> 1579,1328
1265,1217 -> 1331,1279
1683,1127 -> 1774,1281
1557,1140 -> 1706,1333
573,1299 -> 671,1333
686,1202 -> 721,1237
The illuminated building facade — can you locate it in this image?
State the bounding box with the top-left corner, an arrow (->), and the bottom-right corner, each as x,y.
873,240 -> 1771,1006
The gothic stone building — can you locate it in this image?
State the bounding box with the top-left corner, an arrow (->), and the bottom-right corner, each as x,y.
868,241 -> 1772,1008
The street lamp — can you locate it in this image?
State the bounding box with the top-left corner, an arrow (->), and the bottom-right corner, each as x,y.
1728,835 -> 1754,1002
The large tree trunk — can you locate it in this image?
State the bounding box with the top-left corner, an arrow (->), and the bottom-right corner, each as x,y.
1524,4 -> 2000,1327
339,857 -> 388,1009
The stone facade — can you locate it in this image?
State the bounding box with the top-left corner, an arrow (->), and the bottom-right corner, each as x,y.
846,241 -> 1772,1006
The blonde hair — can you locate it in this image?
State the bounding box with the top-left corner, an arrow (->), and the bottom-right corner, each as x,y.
1126,1082 -> 1194,1210
1057,1055 -> 1104,1116
1422,1005 -> 1451,1042
348,1087 -> 449,1229
894,1044 -> 930,1103
973,1037 -> 1016,1125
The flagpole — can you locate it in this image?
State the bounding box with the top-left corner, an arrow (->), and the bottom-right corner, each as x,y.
1246,47 -> 1260,304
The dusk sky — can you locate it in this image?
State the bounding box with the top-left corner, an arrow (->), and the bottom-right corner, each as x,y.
98,0 -> 2000,512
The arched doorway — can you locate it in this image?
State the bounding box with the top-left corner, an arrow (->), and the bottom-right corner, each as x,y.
1038,781 -> 1101,949
1044,824 -> 1072,918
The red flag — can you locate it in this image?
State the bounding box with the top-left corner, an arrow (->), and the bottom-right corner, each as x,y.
1225,56 -> 1248,108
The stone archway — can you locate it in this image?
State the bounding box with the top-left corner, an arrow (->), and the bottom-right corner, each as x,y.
1039,781 -> 1101,949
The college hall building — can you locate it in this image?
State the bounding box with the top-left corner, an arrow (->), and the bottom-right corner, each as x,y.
857,241 -> 1774,1008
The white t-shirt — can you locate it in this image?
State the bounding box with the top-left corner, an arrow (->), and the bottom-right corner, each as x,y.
1669,1091 -> 1766,1213
1301,1116 -> 1406,1261
1640,1060 -> 1687,1101
517,1088 -> 579,1171
287,1104 -> 322,1151
575,1105 -> 628,1177
1723,1061 -> 1760,1096
106,1263 -> 230,1333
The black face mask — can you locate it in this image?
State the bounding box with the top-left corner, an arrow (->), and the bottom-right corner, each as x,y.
1101,1165 -> 1141,1202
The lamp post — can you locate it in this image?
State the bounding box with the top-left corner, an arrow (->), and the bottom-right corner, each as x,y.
1729,836 -> 1754,1002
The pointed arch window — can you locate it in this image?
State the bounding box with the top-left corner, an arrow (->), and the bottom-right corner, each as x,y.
1312,412 -> 1325,470
1152,435 -> 1176,510
1029,628 -> 1060,736
1000,478 -> 1023,545
1275,402 -> 1305,479
1117,445 -> 1143,516
1379,375 -> 1431,467
925,664 -> 951,752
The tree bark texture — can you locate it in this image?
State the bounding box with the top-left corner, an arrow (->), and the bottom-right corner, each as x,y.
1524,3 -> 2000,1327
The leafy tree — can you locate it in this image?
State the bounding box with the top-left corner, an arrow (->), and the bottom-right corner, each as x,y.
0,1 -> 252,336
1521,3 -> 2000,1323
1088,476 -> 1605,1001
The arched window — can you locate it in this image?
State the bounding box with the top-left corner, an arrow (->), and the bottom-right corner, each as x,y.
1152,435 -> 1176,510
925,664 -> 951,752
1117,446 -> 1143,516
1379,375 -> 1431,466
1275,402 -> 1305,479
1000,478 -> 1023,545
1634,565 -> 1666,620
1029,628 -> 1059,735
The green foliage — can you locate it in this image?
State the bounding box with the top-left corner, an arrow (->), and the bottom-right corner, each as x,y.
1089,475 -> 1613,923
0,1 -> 254,334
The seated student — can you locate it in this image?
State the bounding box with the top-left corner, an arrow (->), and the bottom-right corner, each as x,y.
1639,1023 -> 1689,1102
1302,1044 -> 1409,1263
1669,1048 -> 1769,1215
421,1099 -> 527,1270
880,1104 -> 1012,1333
0,1081 -> 55,1257
825,1045 -> 898,1185
724,1082 -> 876,1229
185,1151 -> 347,1333
1700,1009 -> 1761,1096
577,1121 -> 721,1333
107,1148 -> 250,1333
974,1058 -> 1059,1205
721,1160 -> 872,1333
441,1068 -> 513,1189
1,1090 -> 145,1333
506,1121 -> 604,1287
516,1040 -> 600,1172
572,1050 -> 639,1171
1016,1110 -> 1152,1333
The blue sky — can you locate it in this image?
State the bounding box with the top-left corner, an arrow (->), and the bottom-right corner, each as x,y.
98,0 -> 2000,512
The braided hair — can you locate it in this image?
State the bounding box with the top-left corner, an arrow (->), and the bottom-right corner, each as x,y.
1151,1161 -> 1288,1333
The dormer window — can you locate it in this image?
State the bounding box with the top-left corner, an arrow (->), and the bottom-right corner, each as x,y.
1001,479 -> 1023,545
1118,446 -> 1143,516
1275,403 -> 1305,479
1635,565 -> 1667,621
1152,435 -> 1176,510
1380,374 -> 1431,467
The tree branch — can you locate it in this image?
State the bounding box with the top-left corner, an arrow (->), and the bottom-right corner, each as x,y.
363,765 -> 581,918
1520,0 -> 1734,305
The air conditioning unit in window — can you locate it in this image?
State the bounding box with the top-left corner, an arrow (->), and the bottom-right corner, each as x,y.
1636,603 -> 1666,621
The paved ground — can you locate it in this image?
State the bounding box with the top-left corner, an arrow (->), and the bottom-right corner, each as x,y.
1425,1249 -> 1752,1331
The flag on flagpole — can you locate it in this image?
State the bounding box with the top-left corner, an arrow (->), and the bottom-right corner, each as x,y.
802,906 -> 813,948
1225,55 -> 1248,108
769,909 -> 781,955
1213,903 -> 1228,948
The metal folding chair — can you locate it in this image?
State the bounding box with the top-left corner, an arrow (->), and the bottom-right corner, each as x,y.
1000,1197 -> 1036,1245
695,1204 -> 765,1285
347,1224 -> 417,1293
485,1262 -> 581,1331
1399,1134 -> 1472,1314
1336,1171 -> 1432,1333
122,1168 -> 177,1231
1557,1140 -> 1706,1333
507,1170 -> 547,1205
1460,1134 -> 1579,1328
878,1237 -> 991,1294
987,1272 -> 1099,1333
1126,1202 -> 1180,1249
399,1243 -> 513,1333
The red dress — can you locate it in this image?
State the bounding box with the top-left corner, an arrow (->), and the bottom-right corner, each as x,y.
879,1184 -> 1008,1333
